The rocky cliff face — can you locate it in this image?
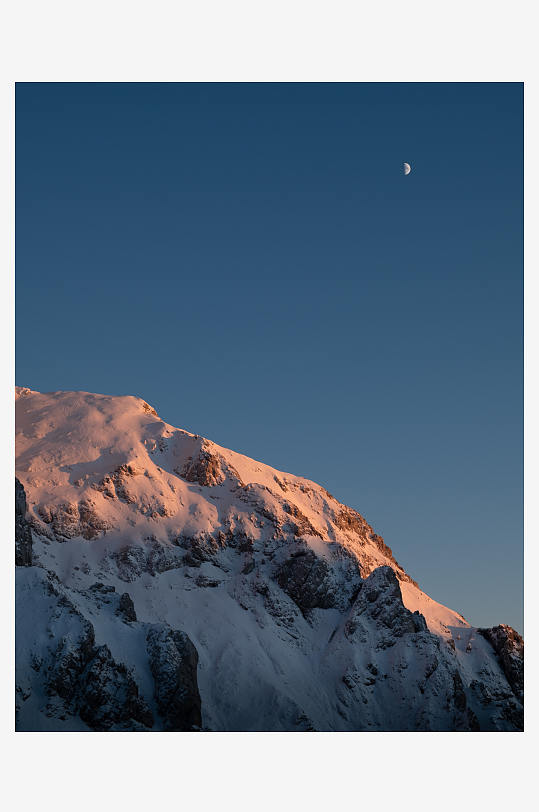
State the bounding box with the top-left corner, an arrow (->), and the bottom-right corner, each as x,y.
477,625 -> 524,700
15,477 -> 32,567
15,388 -> 524,731
16,479 -> 202,732
147,626 -> 202,731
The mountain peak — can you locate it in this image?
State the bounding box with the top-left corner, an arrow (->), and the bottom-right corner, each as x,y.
15,387 -> 523,731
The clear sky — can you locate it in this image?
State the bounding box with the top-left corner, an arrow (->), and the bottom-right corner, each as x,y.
15,82 -> 523,634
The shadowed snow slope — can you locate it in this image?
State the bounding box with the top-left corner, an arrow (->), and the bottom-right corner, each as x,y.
15,387 -> 523,731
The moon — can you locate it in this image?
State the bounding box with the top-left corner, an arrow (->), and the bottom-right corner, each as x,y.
404,163 -> 411,175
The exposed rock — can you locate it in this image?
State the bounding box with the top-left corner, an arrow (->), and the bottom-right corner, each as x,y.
277,544 -> 361,615
40,501 -> 80,539
15,478 -> 33,566
336,568 -> 487,731
116,592 -> 138,623
25,512 -> 54,540
114,539 -> 185,581
181,450 -> 225,487
235,482 -> 324,539
15,477 -> 27,517
450,671 -> 481,731
113,544 -> 146,581
418,655 -> 439,694
178,445 -> 244,489
465,708 -> 481,731
195,574 -> 222,588
96,464 -> 145,504
88,581 -> 116,594
366,532 -> 418,587
77,498 -> 112,538
46,614 -> 96,706
31,579 -> 153,730
345,566 -> 423,640
368,532 -> 394,559
147,625 -> 202,731
37,498 -> 114,541
177,531 -> 224,565
236,483 -> 282,529
242,559 -> 256,575
452,668 -> 467,712
231,575 -> 303,628
477,624 -> 524,702
78,645 -> 154,731
332,507 -> 418,587
333,507 -> 370,540
142,401 -> 159,417
281,500 -> 323,539
278,548 -> 336,612
293,711 -> 317,731
16,568 -> 157,731
273,475 -> 288,492
412,610 -> 428,632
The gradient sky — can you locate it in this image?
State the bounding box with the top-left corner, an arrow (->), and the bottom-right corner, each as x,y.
16,82 -> 523,634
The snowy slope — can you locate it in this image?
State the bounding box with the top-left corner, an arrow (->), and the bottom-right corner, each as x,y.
15,387 -> 523,731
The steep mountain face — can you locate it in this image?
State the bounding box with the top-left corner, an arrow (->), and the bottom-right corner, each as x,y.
15,387 -> 523,731
15,477 -> 32,567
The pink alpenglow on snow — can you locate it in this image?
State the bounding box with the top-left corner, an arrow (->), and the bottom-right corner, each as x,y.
15,387 -> 523,732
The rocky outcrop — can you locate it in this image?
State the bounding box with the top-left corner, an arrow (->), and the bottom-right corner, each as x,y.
114,539 -> 185,581
45,603 -> 97,707
77,645 -> 154,731
95,463 -> 145,502
338,567 -> 482,731
176,531 -> 226,567
477,624 -> 524,702
345,566 -> 426,642
142,401 -> 159,417
181,449 -> 225,487
451,670 -> 481,731
146,625 -> 202,731
332,508 -> 418,586
15,478 -> 32,566
116,592 -> 138,622
179,443 -> 244,488
277,544 -> 361,614
236,483 -> 323,539
47,630 -> 153,731
37,498 -> 114,541
278,548 -> 334,611
15,571 -> 154,731
16,568 -> 205,731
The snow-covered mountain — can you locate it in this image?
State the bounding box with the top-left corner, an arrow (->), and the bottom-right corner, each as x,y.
15,387 -> 523,731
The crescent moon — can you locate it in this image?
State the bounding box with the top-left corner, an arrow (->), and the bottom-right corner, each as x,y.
404,163 -> 411,175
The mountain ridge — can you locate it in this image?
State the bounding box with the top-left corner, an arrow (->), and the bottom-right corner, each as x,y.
15,387 -> 523,731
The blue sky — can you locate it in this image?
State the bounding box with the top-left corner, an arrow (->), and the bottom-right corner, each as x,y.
16,82 -> 523,633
